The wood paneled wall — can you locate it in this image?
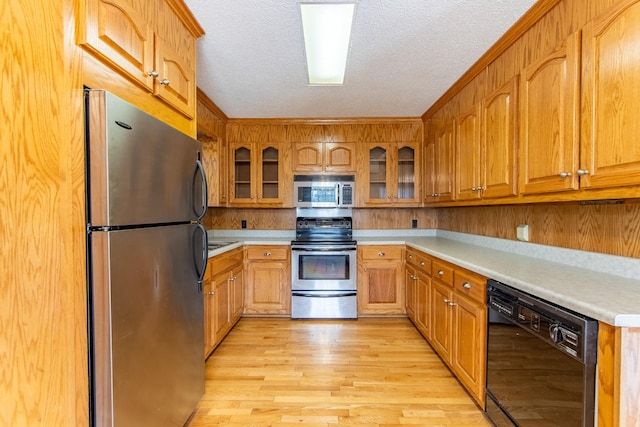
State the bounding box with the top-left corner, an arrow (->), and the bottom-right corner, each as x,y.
2,0 -> 88,425
438,202 -> 640,258
205,208 -> 296,230
205,208 -> 438,231
208,202 -> 640,259
227,119 -> 422,144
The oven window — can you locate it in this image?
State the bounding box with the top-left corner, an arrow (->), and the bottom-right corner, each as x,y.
298,255 -> 349,280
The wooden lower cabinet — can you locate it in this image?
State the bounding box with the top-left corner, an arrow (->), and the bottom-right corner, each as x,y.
405,246 -> 487,407
431,280 -> 454,360
358,245 -> 405,315
204,247 -> 244,358
244,245 -> 291,315
451,292 -> 486,403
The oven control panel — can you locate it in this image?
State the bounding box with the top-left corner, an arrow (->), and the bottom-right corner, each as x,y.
296,217 -> 352,230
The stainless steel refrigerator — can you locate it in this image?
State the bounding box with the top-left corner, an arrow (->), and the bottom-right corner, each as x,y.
85,90 -> 208,427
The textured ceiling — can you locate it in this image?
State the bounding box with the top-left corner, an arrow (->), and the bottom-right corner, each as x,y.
185,0 -> 537,119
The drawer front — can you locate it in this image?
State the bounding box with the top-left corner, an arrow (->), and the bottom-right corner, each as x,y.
247,245 -> 289,261
432,260 -> 454,286
454,269 -> 486,304
406,249 -> 432,274
209,247 -> 243,275
361,245 -> 403,260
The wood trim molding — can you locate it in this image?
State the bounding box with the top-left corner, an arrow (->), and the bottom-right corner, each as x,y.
226,117 -> 423,125
197,87 -> 229,123
166,0 -> 205,37
421,0 -> 562,120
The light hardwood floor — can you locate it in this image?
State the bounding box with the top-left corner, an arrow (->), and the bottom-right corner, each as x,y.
187,317 -> 491,426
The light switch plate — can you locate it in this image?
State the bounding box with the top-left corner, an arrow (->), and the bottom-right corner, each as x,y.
516,224 -> 529,242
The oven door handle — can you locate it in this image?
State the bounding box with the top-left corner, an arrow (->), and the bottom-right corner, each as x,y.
291,246 -> 357,252
292,292 -> 357,298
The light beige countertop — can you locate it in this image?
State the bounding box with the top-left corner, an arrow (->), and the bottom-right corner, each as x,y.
207,229 -> 640,327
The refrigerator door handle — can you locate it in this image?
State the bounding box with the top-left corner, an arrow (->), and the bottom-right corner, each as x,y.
193,159 -> 208,220
193,224 -> 208,288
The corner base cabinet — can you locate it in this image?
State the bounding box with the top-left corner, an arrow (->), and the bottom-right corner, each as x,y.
204,247 -> 244,358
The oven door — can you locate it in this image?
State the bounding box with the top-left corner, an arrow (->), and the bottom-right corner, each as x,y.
291,247 -> 356,291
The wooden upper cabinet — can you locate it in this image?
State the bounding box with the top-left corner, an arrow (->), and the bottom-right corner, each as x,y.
229,142 -> 286,206
292,142 -> 355,172
423,139 -> 436,204
292,142 -> 322,171
361,142 -> 421,206
325,142 -> 356,172
519,31 -> 581,195
434,120 -> 455,202
79,0 -> 155,90
481,76 -> 518,199
455,103 -> 482,201
581,0 -> 640,190
78,0 -> 200,119
153,34 -> 195,118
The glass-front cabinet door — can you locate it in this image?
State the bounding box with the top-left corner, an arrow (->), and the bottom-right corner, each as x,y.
258,144 -> 282,203
231,143 -> 253,203
363,142 -> 420,206
367,144 -> 390,203
229,142 -> 284,206
396,144 -> 416,202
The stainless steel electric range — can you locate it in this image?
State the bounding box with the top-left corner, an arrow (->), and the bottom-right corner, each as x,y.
290,208 -> 357,319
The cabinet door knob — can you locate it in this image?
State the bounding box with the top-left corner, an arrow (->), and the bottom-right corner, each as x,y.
207,291 -> 215,295
576,169 -> 589,176
419,261 -> 425,266
437,270 -> 444,276
377,252 -> 385,257
159,78 -> 170,86
559,171 -> 571,178
148,70 -> 159,77
462,282 -> 471,289
448,301 -> 456,307
264,252 -> 271,257
408,255 -> 413,259
471,186 -> 477,191
443,298 -> 450,303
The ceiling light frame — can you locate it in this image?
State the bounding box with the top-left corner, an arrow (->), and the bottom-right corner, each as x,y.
299,1 -> 357,86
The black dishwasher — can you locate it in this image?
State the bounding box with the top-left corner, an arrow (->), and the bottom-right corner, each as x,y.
485,279 -> 598,427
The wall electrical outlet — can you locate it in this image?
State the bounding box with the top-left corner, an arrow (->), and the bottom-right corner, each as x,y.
241,220 -> 247,229
411,219 -> 418,229
516,224 -> 529,242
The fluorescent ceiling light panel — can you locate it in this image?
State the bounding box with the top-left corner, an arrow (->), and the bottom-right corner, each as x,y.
300,2 -> 355,85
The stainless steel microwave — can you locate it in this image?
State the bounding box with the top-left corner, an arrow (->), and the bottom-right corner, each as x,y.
293,175 -> 354,208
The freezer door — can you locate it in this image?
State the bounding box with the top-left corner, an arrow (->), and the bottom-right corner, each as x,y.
90,224 -> 205,427
86,90 -> 207,227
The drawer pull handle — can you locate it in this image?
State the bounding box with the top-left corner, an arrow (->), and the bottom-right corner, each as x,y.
437,270 -> 444,276
462,282 -> 471,289
264,252 -> 271,257
377,252 -> 385,257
